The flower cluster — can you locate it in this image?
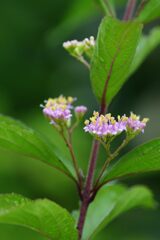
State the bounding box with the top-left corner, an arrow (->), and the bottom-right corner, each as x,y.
63,36 -> 95,59
126,112 -> 148,133
41,95 -> 87,128
84,112 -> 149,138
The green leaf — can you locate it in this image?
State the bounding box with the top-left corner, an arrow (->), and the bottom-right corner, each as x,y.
83,184 -> 155,239
130,27 -> 160,76
137,0 -> 160,24
0,193 -> 78,240
102,138 -> 160,184
90,17 -> 142,105
0,115 -> 75,180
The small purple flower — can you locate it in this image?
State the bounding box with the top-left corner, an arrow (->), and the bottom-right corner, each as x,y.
126,113 -> 149,133
84,112 -> 149,138
41,95 -> 75,125
75,106 -> 87,118
84,112 -> 127,137
43,106 -> 72,122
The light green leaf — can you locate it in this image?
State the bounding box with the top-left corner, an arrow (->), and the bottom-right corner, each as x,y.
102,138 -> 160,184
90,17 -> 142,105
0,193 -> 78,240
0,115 -> 75,179
83,184 -> 155,240
137,0 -> 160,24
130,27 -> 160,76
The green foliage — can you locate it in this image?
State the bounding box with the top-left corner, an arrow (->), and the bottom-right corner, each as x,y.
137,0 -> 160,24
0,193 -> 78,240
0,115 -> 75,180
0,0 -> 160,239
102,138 -> 160,183
130,27 -> 160,76
90,17 -> 142,105
82,184 -> 155,239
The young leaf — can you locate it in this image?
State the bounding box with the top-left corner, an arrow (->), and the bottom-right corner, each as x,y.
102,138 -> 160,184
130,27 -> 160,76
90,17 -> 142,105
0,193 -> 78,240
0,115 -> 76,180
137,0 -> 160,24
83,184 -> 155,239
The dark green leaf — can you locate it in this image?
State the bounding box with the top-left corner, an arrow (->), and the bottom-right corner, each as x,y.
137,0 -> 160,24
0,193 -> 78,240
102,138 -> 160,183
0,115 -> 75,179
83,184 -> 155,239
130,27 -> 160,76
90,17 -> 142,105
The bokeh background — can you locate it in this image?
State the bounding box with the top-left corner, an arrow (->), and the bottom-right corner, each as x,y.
0,0 -> 160,239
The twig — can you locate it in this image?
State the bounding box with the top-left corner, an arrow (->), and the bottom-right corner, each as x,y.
60,130 -> 83,192
94,138 -> 130,190
123,0 -> 137,20
100,0 -> 116,17
78,56 -> 90,69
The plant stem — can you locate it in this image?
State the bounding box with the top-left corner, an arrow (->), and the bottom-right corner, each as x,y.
77,99 -> 108,238
123,0 -> 137,20
77,139 -> 100,239
77,22 -> 120,236
93,136 -> 134,192
78,56 -> 90,69
60,131 -> 83,192
99,0 -> 116,18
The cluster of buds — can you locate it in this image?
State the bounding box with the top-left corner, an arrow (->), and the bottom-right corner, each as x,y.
75,106 -> 87,119
84,111 -> 149,140
41,95 -> 87,130
63,36 -> 95,60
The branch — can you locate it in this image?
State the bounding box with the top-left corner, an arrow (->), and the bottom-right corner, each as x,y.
92,133 -> 137,198
99,0 -> 116,17
60,130 -> 83,193
123,0 -> 137,20
77,140 -> 100,239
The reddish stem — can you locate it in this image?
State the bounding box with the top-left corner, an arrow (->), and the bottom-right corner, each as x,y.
77,140 -> 100,239
123,0 -> 137,20
76,2 -> 129,233
77,104 -> 107,239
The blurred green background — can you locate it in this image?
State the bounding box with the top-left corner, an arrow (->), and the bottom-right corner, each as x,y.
0,0 -> 160,239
